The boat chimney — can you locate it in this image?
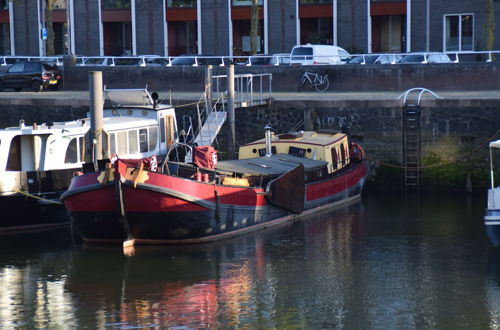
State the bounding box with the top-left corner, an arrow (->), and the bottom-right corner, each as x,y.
265,125 -> 273,157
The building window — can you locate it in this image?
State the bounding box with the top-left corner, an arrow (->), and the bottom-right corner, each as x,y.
233,0 -> 262,6
299,0 -> 331,4
0,23 -> 10,55
102,0 -> 131,9
0,0 -> 7,10
167,0 -> 196,7
444,14 -> 473,52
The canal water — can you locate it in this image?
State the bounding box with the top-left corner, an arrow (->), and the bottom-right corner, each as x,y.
0,191 -> 498,329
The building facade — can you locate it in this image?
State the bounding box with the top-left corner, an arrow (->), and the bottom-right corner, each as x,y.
0,0 -> 499,56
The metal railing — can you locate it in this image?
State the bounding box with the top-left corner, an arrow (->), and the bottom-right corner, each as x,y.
2,50 -> 500,68
212,73 -> 272,107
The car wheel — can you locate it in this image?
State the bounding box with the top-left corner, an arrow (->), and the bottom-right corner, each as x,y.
31,81 -> 43,92
14,88 -> 22,92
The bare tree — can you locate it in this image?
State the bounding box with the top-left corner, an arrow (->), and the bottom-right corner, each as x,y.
250,0 -> 259,54
485,0 -> 495,51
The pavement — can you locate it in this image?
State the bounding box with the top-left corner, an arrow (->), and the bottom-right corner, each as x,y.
1,89 -> 500,107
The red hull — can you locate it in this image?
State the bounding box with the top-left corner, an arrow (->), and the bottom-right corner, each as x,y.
62,161 -> 368,245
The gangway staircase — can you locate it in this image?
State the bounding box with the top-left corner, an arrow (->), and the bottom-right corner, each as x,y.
397,88 -> 442,190
182,71 -> 272,162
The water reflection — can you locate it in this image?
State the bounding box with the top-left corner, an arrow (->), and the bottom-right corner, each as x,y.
0,193 -> 499,329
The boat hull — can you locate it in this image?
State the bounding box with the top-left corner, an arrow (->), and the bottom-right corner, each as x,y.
485,208 -> 500,249
0,194 -> 69,234
63,162 -> 368,244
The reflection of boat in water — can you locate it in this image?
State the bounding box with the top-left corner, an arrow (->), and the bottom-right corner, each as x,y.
0,88 -> 179,235
64,200 -> 364,328
485,139 -> 500,249
62,127 -> 368,246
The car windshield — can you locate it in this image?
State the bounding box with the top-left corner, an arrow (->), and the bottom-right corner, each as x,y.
401,55 -> 425,63
291,47 -> 313,56
42,63 -> 57,71
250,56 -> 270,65
85,58 -> 106,64
171,56 -> 196,65
114,58 -> 142,65
349,55 -> 377,64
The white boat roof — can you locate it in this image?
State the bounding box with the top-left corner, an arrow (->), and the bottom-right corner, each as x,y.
491,139 -> 500,148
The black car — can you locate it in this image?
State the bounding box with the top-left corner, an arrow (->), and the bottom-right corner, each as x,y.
0,61 -> 62,92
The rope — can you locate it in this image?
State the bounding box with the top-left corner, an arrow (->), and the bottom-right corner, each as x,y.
365,128 -> 500,170
14,189 -> 63,205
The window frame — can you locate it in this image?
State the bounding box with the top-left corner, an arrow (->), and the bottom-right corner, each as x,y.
443,13 -> 474,53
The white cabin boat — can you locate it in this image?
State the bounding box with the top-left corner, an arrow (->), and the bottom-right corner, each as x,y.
0,88 -> 179,234
485,138 -> 500,249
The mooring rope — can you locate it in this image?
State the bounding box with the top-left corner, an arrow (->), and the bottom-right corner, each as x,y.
14,189 -> 63,205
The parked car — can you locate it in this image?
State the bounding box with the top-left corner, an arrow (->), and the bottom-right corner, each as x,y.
78,57 -> 114,66
399,53 -> 452,64
374,54 -> 403,64
0,61 -> 62,92
348,55 -> 378,64
170,54 -> 228,66
290,44 -> 351,65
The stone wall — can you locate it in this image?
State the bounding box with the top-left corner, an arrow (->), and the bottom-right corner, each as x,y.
0,98 -> 498,191
62,62 -> 500,93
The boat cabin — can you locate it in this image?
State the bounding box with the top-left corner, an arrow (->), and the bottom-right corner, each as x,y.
238,129 -> 351,174
0,88 -> 178,196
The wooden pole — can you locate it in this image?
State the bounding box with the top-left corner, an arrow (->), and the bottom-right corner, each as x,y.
227,64 -> 235,160
205,64 -> 212,117
89,71 -> 103,169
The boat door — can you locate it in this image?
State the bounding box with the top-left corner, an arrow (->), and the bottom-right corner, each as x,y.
160,114 -> 176,155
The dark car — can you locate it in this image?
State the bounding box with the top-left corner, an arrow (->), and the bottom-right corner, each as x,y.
0,61 -> 62,92
170,54 -> 229,66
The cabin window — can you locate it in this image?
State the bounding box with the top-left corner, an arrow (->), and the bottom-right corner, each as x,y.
6,136 -> 21,171
258,146 -> 276,156
110,133 -> 116,154
160,117 -> 166,143
331,148 -> 338,170
289,146 -> 306,158
340,144 -> 346,166
117,131 -> 127,155
139,129 -> 148,153
128,130 -> 138,154
64,138 -> 78,163
149,127 -> 158,151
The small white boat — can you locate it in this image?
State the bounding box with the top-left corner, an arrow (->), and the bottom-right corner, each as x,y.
485,138 -> 500,249
0,88 -> 179,234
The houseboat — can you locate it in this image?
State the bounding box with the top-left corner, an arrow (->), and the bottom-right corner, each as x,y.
62,126 -> 369,246
0,88 -> 178,234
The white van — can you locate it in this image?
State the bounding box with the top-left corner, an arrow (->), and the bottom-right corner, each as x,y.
290,44 -> 351,65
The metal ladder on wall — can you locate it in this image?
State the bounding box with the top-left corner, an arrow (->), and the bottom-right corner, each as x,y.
398,88 -> 442,189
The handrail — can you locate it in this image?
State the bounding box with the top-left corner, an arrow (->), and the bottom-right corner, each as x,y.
397,87 -> 442,106
3,49 -> 500,67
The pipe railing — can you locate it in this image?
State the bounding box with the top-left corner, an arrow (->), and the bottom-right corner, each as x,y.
3,50 -> 500,67
212,73 -> 272,107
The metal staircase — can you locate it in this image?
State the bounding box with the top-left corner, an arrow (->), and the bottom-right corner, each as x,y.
184,93 -> 227,163
398,88 -> 442,190
193,95 -> 227,146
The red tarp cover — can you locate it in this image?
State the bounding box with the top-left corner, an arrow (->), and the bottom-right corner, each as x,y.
193,146 -> 217,170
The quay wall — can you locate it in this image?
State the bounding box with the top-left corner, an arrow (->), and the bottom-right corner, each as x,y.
59,62 -> 500,92
0,97 -> 498,192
